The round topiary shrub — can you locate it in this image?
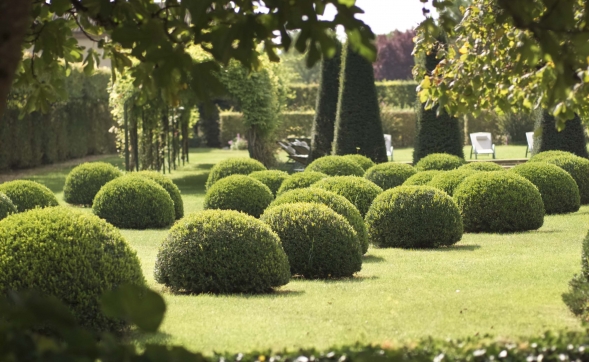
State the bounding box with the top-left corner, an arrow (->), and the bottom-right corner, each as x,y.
453,172 -> 545,232
511,163 -> 580,214
261,202 -> 362,279
427,169 -> 477,196
342,154 -> 376,171
204,175 -> 274,218
92,175 -> 175,229
402,170 -> 442,186
0,192 -> 16,221
136,171 -> 184,219
205,158 -> 266,190
63,162 -> 123,206
0,180 -> 58,212
529,151 -> 589,204
312,176 -> 383,216
414,153 -> 466,171
0,207 -> 145,331
364,163 -> 417,190
276,171 -> 328,196
154,210 -> 290,294
459,162 -> 504,172
249,170 -> 289,196
365,186 -> 463,248
305,156 -> 364,176
269,188 -> 369,254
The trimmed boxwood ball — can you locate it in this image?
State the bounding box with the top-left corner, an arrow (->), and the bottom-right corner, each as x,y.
403,170 -> 442,186
0,192 -> 16,220
136,171 -> 184,219
529,151 -> 589,204
364,163 -> 417,190
269,188 -> 369,254
305,156 -> 364,176
459,162 -> 504,172
342,154 -> 376,171
312,176 -> 383,216
511,163 -> 580,214
414,153 -> 466,171
249,170 -> 289,196
427,169 -> 477,196
530,150 -> 575,162
261,202 -> 362,279
276,172 -> 328,196
453,172 -> 544,233
0,180 -> 58,212
93,175 -> 175,229
365,186 -> 463,248
204,175 -> 273,218
64,162 -> 123,206
205,157 -> 266,190
0,207 -> 145,331
154,210 -> 290,294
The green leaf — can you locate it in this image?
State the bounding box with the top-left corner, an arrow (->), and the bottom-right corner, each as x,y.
101,284 -> 166,333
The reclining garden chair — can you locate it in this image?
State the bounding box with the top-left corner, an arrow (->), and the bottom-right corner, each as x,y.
277,141 -> 309,166
469,132 -> 496,159
384,134 -> 394,161
525,132 -> 534,157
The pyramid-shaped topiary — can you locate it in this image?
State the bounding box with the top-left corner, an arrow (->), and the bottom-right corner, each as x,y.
533,110 -> 588,158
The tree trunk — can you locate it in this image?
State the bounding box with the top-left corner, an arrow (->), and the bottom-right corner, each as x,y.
0,0 -> 32,118
247,126 -> 276,168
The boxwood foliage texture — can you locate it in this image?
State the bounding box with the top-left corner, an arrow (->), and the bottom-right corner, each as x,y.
511,163 -> 580,214
402,170 -> 442,186
414,153 -> 466,171
92,175 -> 175,229
305,156 -> 365,177
529,151 -> 589,204
342,154 -> 376,172
154,210 -> 290,294
563,230 -> 589,322
427,169 -> 477,196
459,162 -> 504,171
366,186 -> 463,248
205,157 -> 266,190
261,202 -> 362,279
364,162 -> 417,190
204,175 -> 274,218
269,188 -> 369,254
136,171 -> 184,219
332,45 -> 388,163
453,172 -> 545,233
533,111 -> 589,158
0,180 -> 59,212
0,193 -> 16,221
249,170 -> 289,196
63,162 -> 123,206
0,207 -> 145,332
276,171 -> 328,196
312,176 -> 383,217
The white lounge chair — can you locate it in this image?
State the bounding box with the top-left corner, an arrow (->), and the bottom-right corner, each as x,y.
384,134 -> 394,161
525,132 -> 534,157
469,132 -> 495,159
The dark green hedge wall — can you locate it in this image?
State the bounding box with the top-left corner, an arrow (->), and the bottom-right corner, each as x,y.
533,110 -> 589,158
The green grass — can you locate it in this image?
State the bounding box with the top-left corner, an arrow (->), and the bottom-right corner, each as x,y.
392,145 -> 529,163
0,147 -> 586,355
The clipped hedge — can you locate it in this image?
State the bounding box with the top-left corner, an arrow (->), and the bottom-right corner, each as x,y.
0,180 -> 58,212
312,176 -> 383,216
204,175 -> 274,218
305,156 -> 365,177
276,171 -> 328,196
0,193 -> 16,221
427,169 -> 477,196
530,151 -> 589,204
63,162 -> 123,206
364,162 -> 417,190
0,207 -> 145,331
249,170 -> 289,196
534,111 -> 589,158
402,170 -> 442,186
136,171 -> 184,219
414,153 -> 466,171
269,188 -> 369,254
366,186 -> 463,248
154,210 -> 290,294
342,154 -> 376,172
454,172 -> 544,232
564,229 -> 589,322
205,158 -> 266,190
459,162 -> 504,171
92,175 -> 175,229
511,163 -> 580,214
261,203 -> 362,278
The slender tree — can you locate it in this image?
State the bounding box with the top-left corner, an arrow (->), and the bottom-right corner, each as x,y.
533,111 -> 589,158
332,44 -> 387,163
310,43 -> 342,161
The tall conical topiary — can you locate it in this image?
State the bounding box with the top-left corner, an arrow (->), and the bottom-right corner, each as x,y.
332,44 -> 387,163
310,43 -> 342,161
413,37 -> 464,164
533,111 -> 588,158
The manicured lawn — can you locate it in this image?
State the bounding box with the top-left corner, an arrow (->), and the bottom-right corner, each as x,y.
1,148 -> 586,355
392,145 -> 529,163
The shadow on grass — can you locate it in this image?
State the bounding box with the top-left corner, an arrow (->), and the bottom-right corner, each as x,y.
363,254 -> 386,263
294,275 -> 378,284
172,173 -> 208,195
131,330 -> 174,347
431,244 -> 481,252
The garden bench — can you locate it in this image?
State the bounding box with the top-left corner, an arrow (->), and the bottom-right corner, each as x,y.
469,132 -> 495,159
